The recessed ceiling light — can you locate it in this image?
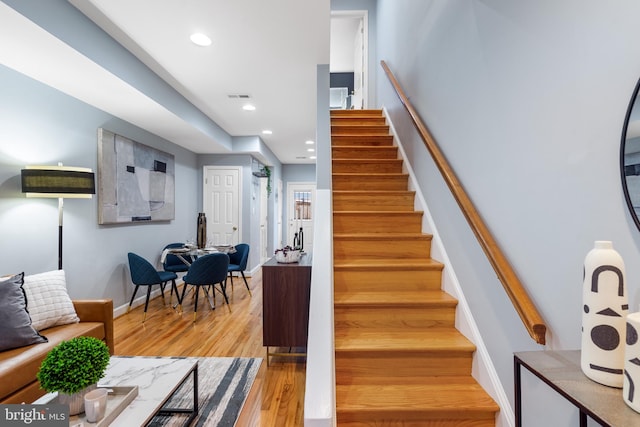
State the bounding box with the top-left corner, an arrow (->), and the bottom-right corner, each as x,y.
190,33 -> 212,46
262,130 -> 272,135
305,140 -> 314,145
307,148 -> 315,152
242,104 -> 256,111
310,156 -> 317,160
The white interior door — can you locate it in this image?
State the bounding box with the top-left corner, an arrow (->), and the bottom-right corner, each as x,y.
331,10 -> 368,110
277,179 -> 283,248
203,166 -> 241,245
259,177 -> 268,263
352,17 -> 365,109
287,182 -> 315,252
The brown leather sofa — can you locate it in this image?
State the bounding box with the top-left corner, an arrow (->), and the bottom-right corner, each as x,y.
0,299 -> 114,404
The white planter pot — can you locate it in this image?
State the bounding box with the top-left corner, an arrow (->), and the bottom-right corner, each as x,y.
58,383 -> 97,415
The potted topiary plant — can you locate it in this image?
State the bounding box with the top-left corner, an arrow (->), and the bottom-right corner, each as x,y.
261,166 -> 272,197
37,336 -> 110,415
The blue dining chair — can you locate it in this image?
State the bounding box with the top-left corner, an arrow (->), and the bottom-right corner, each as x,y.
127,252 -> 179,322
162,242 -> 194,273
180,252 -> 230,322
228,243 -> 251,295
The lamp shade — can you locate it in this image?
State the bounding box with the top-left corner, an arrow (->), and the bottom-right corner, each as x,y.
21,165 -> 95,198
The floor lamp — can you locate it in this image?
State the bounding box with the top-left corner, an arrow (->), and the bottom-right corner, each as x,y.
21,164 -> 95,270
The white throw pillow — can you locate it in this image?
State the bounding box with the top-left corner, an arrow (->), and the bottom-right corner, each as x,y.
23,270 -> 79,331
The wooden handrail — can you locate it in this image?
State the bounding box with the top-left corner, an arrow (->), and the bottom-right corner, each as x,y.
381,60 -> 546,345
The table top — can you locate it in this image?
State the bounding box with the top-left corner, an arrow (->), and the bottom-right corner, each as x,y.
515,350 -> 640,426
176,245 -> 236,254
162,245 -> 236,264
263,252 -> 312,268
36,356 -> 197,427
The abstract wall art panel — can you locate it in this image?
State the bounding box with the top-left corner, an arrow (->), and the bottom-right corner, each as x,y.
98,128 -> 175,224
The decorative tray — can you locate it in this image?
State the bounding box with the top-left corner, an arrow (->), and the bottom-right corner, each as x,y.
62,386 -> 138,426
275,249 -> 301,263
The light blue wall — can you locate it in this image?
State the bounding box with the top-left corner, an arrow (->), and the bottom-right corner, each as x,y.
375,1 -> 640,425
0,0 -> 300,312
283,164 -> 316,183
0,61 -> 297,312
0,64 -> 199,308
2,0 -> 230,149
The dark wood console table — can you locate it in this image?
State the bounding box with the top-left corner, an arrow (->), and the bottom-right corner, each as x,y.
262,253 -> 312,364
514,350 -> 640,426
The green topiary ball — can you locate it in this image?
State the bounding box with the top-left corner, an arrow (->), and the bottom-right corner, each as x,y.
37,336 -> 110,394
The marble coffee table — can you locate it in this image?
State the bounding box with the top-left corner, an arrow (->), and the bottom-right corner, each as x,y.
37,356 -> 198,426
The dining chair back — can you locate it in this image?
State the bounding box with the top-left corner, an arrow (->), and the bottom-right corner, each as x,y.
162,242 -> 193,273
228,243 -> 251,295
127,252 -> 179,322
181,252 -> 230,322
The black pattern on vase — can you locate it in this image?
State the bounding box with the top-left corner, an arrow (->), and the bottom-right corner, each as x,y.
624,313 -> 640,412
581,241 -> 627,388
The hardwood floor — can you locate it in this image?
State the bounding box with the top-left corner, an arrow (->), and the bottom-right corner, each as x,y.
113,268 -> 306,426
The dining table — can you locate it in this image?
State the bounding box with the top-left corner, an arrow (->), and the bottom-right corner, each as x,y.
161,244 -> 237,309
161,245 -> 236,267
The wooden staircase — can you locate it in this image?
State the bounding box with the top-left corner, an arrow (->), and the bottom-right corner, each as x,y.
332,109 -> 499,426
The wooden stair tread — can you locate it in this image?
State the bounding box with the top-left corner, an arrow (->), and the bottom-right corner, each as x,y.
334,328 -> 476,352
333,190 -> 415,195
333,258 -> 443,269
331,133 -> 390,137
334,232 -> 431,239
336,380 -> 499,415
331,133 -> 391,138
331,109 -> 383,116
332,145 -> 397,150
333,158 -> 402,163
334,290 -> 457,307
331,124 -> 388,129
334,210 -> 424,215
331,135 -> 393,145
331,118 -> 387,125
332,144 -> 394,148
333,172 -> 407,177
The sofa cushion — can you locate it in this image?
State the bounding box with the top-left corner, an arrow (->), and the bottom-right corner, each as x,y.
0,321 -> 105,402
23,270 -> 79,331
0,273 -> 47,352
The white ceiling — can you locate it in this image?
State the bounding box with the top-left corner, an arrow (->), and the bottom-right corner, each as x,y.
2,0 -> 334,164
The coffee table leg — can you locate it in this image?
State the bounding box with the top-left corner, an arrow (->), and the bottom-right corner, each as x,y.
192,364 -> 199,424
155,362 -> 199,426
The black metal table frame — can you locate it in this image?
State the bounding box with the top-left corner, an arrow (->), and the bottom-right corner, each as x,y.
149,362 -> 199,426
514,354 -> 606,427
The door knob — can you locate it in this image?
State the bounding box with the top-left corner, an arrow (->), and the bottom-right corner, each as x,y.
233,226 -> 238,231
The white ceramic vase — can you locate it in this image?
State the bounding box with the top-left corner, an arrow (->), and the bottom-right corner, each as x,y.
58,383 -> 97,415
581,241 -> 628,388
